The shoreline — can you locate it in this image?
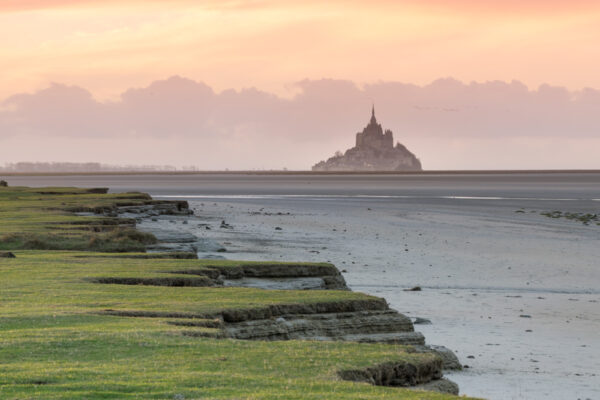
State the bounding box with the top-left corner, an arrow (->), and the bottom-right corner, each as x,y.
120,200 -> 464,394
2,169 -> 600,177
148,194 -> 598,400
1,185 -> 472,399
4,176 -> 598,399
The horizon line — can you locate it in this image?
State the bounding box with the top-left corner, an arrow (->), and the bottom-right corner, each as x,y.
2,169 -> 600,177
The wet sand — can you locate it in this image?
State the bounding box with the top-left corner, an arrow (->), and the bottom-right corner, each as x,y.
160,196 -> 598,400
7,172 -> 600,399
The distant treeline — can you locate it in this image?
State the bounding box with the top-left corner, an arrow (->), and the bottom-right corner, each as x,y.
0,162 -> 198,173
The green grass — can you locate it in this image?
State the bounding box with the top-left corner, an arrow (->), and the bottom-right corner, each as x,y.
0,186 -> 158,251
2,252 -> 373,318
0,313 -> 446,399
0,186 -> 472,399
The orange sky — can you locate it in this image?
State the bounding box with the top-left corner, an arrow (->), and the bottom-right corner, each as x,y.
1,0 -> 600,100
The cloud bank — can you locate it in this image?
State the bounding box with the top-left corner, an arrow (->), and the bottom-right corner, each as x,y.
1,76 -> 599,170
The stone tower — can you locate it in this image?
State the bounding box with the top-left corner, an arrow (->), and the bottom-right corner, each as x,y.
355,106 -> 393,150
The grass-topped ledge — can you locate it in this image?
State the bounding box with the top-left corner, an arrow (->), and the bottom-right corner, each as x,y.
0,186 -> 472,399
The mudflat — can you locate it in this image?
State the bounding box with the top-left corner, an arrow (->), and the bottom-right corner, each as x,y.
6,172 -> 600,399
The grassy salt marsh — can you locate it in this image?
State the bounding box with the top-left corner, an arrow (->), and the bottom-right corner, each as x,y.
0,186 -> 468,399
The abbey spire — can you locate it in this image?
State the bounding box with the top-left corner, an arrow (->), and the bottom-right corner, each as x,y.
370,104 -> 377,125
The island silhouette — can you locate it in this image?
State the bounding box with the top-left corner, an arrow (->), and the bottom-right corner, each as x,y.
313,106 -> 422,171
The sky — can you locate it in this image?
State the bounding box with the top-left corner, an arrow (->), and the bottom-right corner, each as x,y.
1,0 -> 600,170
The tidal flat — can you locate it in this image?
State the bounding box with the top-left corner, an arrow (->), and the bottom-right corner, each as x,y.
6,172 -> 600,399
163,195 -> 599,400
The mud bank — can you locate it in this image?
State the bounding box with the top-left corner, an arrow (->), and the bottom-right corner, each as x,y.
98,200 -> 462,395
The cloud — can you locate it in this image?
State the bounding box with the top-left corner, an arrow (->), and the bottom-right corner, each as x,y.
1,76 -> 599,169
1,83 -> 108,136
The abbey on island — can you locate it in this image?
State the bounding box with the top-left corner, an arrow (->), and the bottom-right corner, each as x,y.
312,106 -> 422,172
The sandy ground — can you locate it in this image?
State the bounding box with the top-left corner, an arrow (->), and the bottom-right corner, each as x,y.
143,195 -> 600,400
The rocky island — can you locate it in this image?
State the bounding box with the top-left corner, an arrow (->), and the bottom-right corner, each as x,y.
313,106 -> 422,172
